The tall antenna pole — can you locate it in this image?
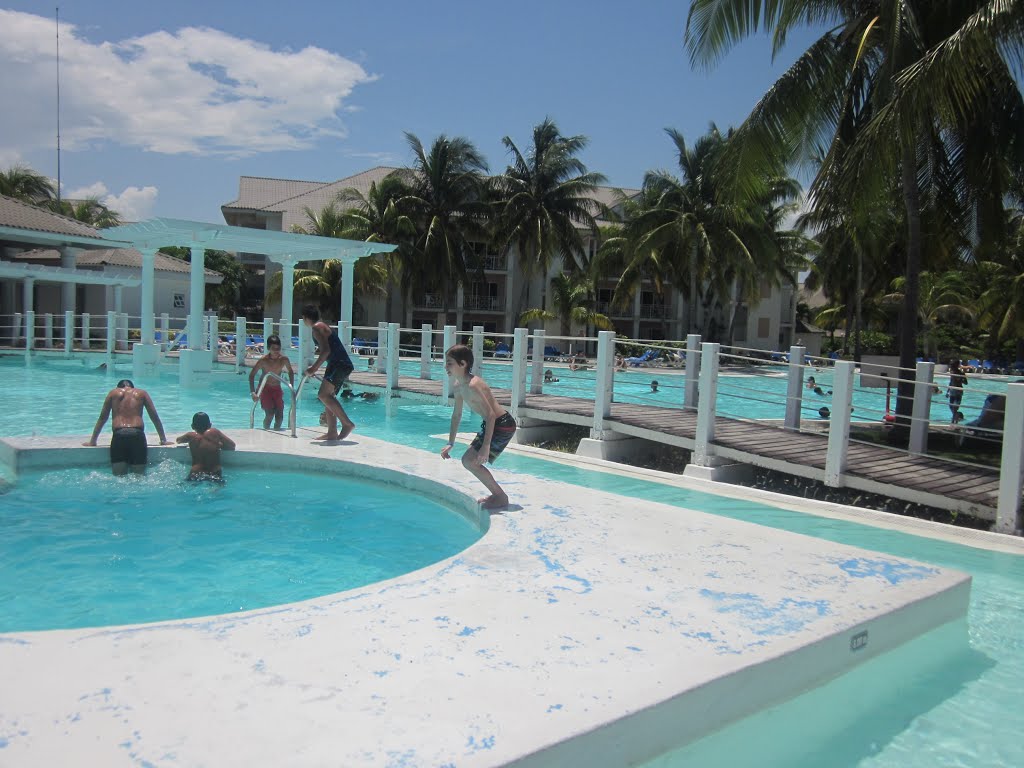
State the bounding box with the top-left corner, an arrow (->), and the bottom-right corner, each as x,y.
56,7 -> 61,206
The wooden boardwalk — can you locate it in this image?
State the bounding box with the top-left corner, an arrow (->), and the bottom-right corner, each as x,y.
348,371 -> 1002,518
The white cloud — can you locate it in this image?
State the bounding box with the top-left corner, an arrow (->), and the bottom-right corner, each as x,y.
66,180 -> 159,221
0,10 -> 376,157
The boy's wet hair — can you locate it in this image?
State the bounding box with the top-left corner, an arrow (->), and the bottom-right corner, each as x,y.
445,344 -> 474,373
116,379 -> 134,389
301,305 -> 320,322
192,411 -> 212,433
266,334 -> 282,349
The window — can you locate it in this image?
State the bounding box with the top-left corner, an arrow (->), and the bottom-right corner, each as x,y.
760,280 -> 773,300
757,317 -> 771,338
173,293 -> 185,309
734,306 -> 748,342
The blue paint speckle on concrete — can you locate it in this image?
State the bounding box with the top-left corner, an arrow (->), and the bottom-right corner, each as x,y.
0,637 -> 30,645
0,737 -> 8,748
681,630 -> 715,642
466,734 -> 496,752
457,625 -> 483,637
373,670 -> 388,677
434,616 -> 450,624
626,646 -> 643,652
700,589 -> 830,637
546,704 -> 563,713
834,557 -> 939,584
252,659 -> 265,673
384,748 -> 418,767
296,624 -> 312,637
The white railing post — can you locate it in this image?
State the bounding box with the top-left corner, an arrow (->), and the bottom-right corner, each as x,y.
386,322 -> 400,390
159,313 -> 169,352
24,310 -> 35,351
208,314 -> 218,354
784,345 -> 806,431
510,327 -> 529,422
694,342 -> 720,465
420,324 -> 432,379
530,329 -> 545,394
235,316 -> 246,370
591,331 -> 615,437
996,383 -> 1024,534
13,312 -> 23,344
119,312 -> 129,351
106,310 -> 116,357
63,310 -> 73,356
825,360 -> 856,487
909,361 -> 936,456
684,333 -> 701,410
44,313 -> 53,349
81,313 -> 90,350
376,321 -> 388,373
442,325 -> 456,401
472,325 -> 484,381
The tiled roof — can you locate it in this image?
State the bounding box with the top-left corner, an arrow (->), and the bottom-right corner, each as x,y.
0,194 -> 106,240
223,176 -> 331,210
11,248 -> 222,280
264,167 -> 402,232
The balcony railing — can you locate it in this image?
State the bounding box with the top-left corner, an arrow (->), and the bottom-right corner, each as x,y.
595,301 -> 632,319
464,296 -> 506,312
640,303 -> 668,319
415,294 -> 446,310
483,255 -> 507,271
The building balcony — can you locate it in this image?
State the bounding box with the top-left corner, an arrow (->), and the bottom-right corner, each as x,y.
483,255 -> 507,271
595,301 -> 632,319
464,296 -> 506,312
640,303 -> 668,319
415,294 -> 446,310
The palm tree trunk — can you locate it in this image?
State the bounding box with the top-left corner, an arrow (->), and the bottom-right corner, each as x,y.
854,250 -> 863,363
688,244 -> 698,333
896,143 -> 923,424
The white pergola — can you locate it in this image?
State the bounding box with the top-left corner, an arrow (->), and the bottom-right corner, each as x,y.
100,217 -> 397,346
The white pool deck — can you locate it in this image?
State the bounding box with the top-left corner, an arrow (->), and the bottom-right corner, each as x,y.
0,431 -> 971,767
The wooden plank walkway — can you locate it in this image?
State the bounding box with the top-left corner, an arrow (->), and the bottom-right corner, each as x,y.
347,371 -> 1002,517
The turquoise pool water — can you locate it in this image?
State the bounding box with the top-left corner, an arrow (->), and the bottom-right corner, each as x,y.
0,462 -> 480,632
0,355 -> 1021,766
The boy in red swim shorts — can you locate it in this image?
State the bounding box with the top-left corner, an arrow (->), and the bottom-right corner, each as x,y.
248,335 -> 295,429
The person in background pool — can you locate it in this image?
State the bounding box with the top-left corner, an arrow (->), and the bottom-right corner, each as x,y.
83,379 -> 170,475
302,304 -> 356,442
651,380 -> 659,393
544,369 -> 559,383
176,412 -> 236,482
248,334 -> 295,430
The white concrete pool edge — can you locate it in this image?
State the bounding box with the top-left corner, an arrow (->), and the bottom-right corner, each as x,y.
1,433 -> 972,767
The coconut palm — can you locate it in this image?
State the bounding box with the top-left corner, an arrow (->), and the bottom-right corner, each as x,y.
883,270 -> 976,359
685,0 -> 1024,417
394,133 -> 489,323
54,197 -> 122,227
519,272 -> 613,338
0,165 -> 56,205
492,118 -> 606,320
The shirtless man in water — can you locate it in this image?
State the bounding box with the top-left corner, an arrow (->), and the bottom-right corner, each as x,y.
84,379 -> 170,475
176,412 -> 236,482
440,344 -> 517,509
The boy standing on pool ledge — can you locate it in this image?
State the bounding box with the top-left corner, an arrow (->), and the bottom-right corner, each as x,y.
83,379 -> 171,475
440,344 -> 517,509
302,305 -> 355,441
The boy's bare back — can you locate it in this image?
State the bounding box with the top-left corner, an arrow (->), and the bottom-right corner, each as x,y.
181,428 -> 235,473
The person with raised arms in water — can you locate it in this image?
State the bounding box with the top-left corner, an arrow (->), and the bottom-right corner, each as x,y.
248,334 -> 295,430
176,412 -> 236,482
83,379 -> 170,475
440,344 -> 517,509
302,304 -> 355,441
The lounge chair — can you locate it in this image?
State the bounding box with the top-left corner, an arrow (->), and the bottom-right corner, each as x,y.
494,341 -> 511,359
626,349 -> 658,367
956,393 -> 1007,447
168,333 -> 188,351
544,344 -> 563,361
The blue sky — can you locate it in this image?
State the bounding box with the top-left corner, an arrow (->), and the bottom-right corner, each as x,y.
0,1 -> 821,222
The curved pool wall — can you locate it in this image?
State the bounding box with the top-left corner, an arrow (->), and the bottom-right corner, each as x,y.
0,431 -> 972,767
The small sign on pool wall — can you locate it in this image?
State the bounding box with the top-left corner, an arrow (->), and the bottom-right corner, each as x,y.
850,630 -> 869,652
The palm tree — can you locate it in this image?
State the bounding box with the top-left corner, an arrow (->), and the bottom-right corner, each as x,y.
395,133 -> 489,324
0,165 -> 56,205
685,0 -> 1024,418
883,270 -> 976,360
492,118 -> 606,321
519,272 -> 613,338
54,197 -> 122,227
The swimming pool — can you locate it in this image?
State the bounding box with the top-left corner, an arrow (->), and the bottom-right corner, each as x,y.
0,461 -> 481,632
1,354 -> 1022,766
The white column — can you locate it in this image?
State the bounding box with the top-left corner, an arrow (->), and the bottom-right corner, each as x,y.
339,256 -> 355,329
784,345 -> 806,431
24,310 -> 35,350
472,325 -> 484,380
909,361 -> 936,456
63,310 -> 73,356
339,320 -> 352,351
59,246 -> 76,314
22,278 -> 35,342
235,316 -> 246,370
825,361 -> 856,487
442,325 -> 456,402
510,327 -> 529,422
591,330 -> 615,438
530,329 -> 545,394
996,382 -> 1024,534
376,321 -> 388,373
386,322 -> 400,390
160,313 -> 170,351
279,258 -> 295,334
188,246 -> 205,350
139,247 -> 157,344
106,310 -> 116,357
684,333 -> 701,410
44,313 -> 53,348
694,343 -> 721,465
81,313 -> 90,350
420,324 -> 432,379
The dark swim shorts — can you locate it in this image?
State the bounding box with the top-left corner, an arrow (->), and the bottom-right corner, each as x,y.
110,427 -> 147,466
470,412 -> 517,463
324,359 -> 354,392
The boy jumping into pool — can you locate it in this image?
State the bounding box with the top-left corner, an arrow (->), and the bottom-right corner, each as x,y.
248,334 -> 295,429
83,379 -> 171,475
302,304 -> 355,441
440,344 -> 517,509
176,412 -> 236,482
